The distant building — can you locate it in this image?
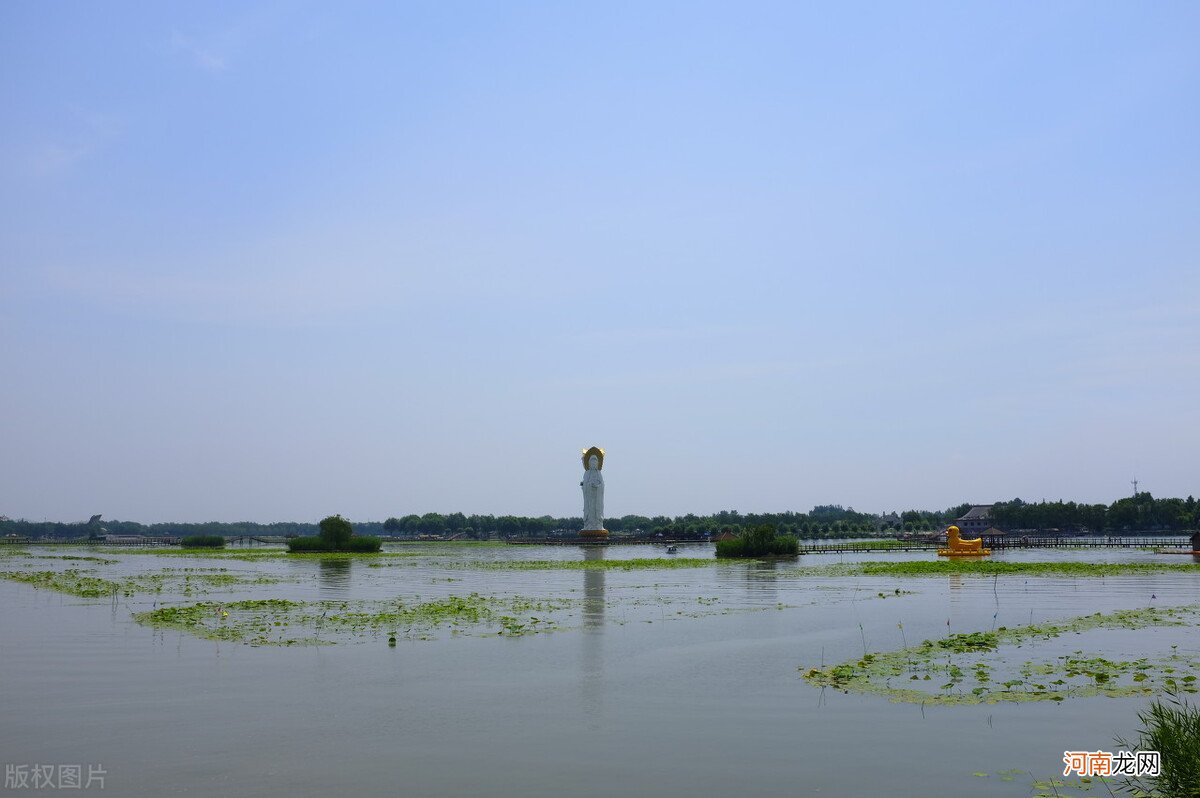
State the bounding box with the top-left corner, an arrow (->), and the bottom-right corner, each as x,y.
954,505 -> 995,536
979,526 -> 1009,546
877,512 -> 902,530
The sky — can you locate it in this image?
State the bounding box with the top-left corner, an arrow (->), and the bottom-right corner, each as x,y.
2,1 -> 1198,523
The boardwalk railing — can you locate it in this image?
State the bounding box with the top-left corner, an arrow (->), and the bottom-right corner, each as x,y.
798,542 -> 939,554
988,536 -> 1190,550
797,537 -> 1194,554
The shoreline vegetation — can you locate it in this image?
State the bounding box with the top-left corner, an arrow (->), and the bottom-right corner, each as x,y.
5,493 -> 1196,543
1118,691 -> 1200,797
4,544 -> 1199,575
849,560 -> 1200,577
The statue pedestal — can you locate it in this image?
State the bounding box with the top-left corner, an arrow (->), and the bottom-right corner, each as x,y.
579,529 -> 609,541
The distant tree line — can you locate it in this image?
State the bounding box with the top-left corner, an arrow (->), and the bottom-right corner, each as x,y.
3,494 -> 1194,541
0,506 -> 928,541
0,518 -> 385,540
990,493 -> 1198,533
380,504 -> 968,540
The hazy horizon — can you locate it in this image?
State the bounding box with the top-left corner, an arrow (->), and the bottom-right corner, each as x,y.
3,2 -> 1197,524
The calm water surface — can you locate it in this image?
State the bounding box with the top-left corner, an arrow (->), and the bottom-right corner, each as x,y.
1,542 -> 1197,797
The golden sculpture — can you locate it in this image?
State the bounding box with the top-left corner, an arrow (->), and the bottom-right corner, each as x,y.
581,446 -> 605,470
937,525 -> 991,557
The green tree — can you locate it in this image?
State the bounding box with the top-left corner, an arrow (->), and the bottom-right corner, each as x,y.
495,516 -> 523,537
319,515 -> 353,548
420,513 -> 447,534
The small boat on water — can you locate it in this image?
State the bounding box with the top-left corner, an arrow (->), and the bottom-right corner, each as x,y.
666,545 -> 678,554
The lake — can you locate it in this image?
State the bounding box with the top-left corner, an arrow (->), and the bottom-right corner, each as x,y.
1,541 -> 1197,797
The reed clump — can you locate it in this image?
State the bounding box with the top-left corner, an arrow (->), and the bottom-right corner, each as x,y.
180,535 -> 225,548
715,525 -> 799,558
1118,692 -> 1200,798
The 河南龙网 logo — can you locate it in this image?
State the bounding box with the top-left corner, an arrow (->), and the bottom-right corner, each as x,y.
1063,750 -> 1159,777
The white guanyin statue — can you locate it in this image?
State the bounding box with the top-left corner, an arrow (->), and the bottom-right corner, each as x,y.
580,446 -> 605,535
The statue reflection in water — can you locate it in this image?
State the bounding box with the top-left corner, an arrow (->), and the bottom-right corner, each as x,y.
580,545 -> 605,724
583,546 -> 606,629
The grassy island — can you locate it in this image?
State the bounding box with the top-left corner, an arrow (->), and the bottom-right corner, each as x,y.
180,535 -> 225,549
715,525 -> 799,558
287,515 -> 382,553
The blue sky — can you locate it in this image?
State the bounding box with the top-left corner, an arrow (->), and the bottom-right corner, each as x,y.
2,1 -> 1197,523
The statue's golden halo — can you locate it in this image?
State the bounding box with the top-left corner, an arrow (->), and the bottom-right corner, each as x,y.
581,446 -> 605,470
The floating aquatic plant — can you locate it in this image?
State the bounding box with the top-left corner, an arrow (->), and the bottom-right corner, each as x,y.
1,567 -> 289,598
803,605 -> 1200,705
0,570 -> 121,597
133,593 -> 578,645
